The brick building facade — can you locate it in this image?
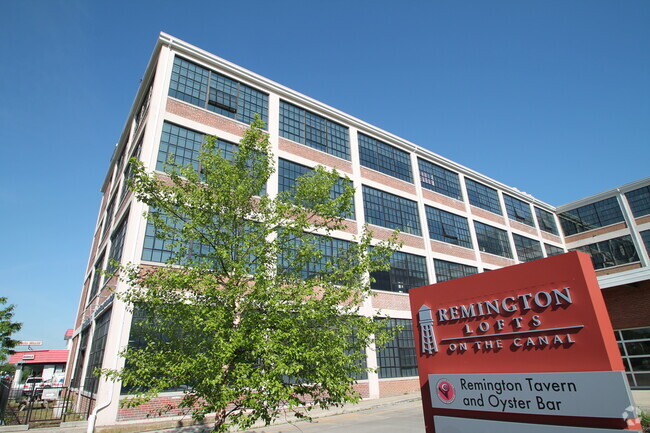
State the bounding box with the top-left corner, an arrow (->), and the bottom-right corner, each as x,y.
68,33 -> 650,431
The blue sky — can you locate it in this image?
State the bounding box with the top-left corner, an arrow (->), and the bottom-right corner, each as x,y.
1,0 -> 648,350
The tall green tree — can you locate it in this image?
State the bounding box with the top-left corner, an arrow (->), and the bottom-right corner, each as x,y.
0,297 -> 22,360
103,117 -> 400,432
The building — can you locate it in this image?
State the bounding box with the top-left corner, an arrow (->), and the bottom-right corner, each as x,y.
9,350 -> 68,387
557,178 -> 650,391
67,32 -> 650,430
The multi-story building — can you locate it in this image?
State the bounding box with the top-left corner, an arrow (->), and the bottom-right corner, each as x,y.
67,32 -> 650,430
557,178 -> 650,392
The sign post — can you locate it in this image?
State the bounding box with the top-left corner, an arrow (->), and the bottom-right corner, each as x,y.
409,251 -> 641,432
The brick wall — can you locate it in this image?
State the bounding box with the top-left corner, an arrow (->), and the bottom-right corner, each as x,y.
353,382 -> 370,398
378,378 -> 419,397
509,220 -> 537,236
360,167 -> 416,196
167,98 -> 248,138
602,281 -> 650,329
596,262 -> 642,277
470,206 -> 505,225
480,252 -> 515,268
541,231 -> 563,244
430,240 -> 476,260
117,395 -> 190,422
635,215 -> 650,226
372,291 -> 411,310
279,138 -> 353,174
422,189 -> 465,212
564,222 -> 628,243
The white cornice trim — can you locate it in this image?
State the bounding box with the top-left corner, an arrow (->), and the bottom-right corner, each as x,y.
598,267 -> 650,289
557,177 -> 650,212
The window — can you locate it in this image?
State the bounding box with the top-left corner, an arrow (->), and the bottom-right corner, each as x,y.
101,196 -> 116,240
572,235 -> 639,270
503,194 -> 534,227
157,122 -> 237,173
559,197 -> 624,236
135,80 -> 153,132
424,206 -> 472,249
142,218 -> 180,263
626,186 -> 650,218
279,233 -> 352,280
107,215 -> 128,274
370,251 -> 428,293
641,230 -> 650,256
87,252 -> 105,303
120,139 -> 142,204
376,318 -> 417,378
616,327 -> 650,389
358,133 -> 412,182
362,186 -> 421,236
169,56 -> 268,126
544,244 -> 565,257
70,328 -> 89,389
84,309 -> 112,394
434,259 -> 478,283
278,158 -> 354,219
417,158 -> 462,200
474,221 -> 512,258
513,234 -> 544,262
465,179 -> 502,215
535,207 -> 559,235
279,101 -> 350,160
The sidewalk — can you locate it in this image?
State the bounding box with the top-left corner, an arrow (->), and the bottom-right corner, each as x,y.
150,392 -> 422,433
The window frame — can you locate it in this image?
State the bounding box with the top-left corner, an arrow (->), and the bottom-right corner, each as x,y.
362,185 -> 422,236
358,133 -> 413,182
465,179 -> 502,215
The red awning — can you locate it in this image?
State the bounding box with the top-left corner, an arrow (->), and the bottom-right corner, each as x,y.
8,350 -> 69,365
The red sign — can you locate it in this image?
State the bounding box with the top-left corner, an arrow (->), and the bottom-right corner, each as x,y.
409,252 -> 639,432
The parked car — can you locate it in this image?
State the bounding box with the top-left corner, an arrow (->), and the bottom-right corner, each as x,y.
22,377 -> 47,397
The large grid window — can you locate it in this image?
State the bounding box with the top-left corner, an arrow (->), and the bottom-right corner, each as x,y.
84,308 -> 112,394
641,230 -> 650,256
559,197 -> 624,236
169,56 -> 268,126
142,218 -> 180,263
279,101 -> 350,160
376,318 -> 417,379
474,221 -> 512,258
535,207 -> 559,235
120,140 -> 142,204
417,158 -> 462,200
358,133 -> 412,182
362,186 -> 421,236
545,244 -> 565,257
370,251 -> 428,293
504,195 -> 534,227
434,259 -> 478,283
107,216 -> 128,274
278,158 -> 354,219
626,186 -> 650,218
280,234 -> 352,280
157,122 -> 236,173
616,327 -> 650,389
465,179 -> 502,215
87,252 -> 105,303
425,206 -> 472,249
572,235 -> 639,270
102,196 -> 116,240
70,329 -> 89,389
513,234 -> 544,262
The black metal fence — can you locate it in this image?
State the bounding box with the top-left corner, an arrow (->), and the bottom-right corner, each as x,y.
0,379 -> 95,427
